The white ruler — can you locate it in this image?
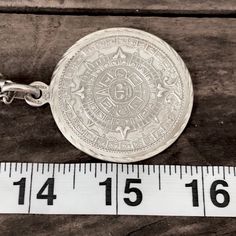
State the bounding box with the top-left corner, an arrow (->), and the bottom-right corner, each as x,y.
0,162 -> 235,217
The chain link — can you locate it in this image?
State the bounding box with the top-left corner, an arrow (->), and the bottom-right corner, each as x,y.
0,74 -> 41,105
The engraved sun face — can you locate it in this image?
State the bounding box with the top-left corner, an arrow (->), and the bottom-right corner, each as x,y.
93,64 -> 150,120
109,68 -> 134,103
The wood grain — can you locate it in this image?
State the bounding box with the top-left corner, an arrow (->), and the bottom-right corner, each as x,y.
0,0 -> 236,15
0,13 -> 235,235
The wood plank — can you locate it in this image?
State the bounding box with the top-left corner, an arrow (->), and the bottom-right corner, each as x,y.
0,0 -> 236,15
0,14 -> 235,164
0,14 -> 235,234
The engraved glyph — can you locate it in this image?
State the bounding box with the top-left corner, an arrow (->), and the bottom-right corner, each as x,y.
116,126 -> 130,140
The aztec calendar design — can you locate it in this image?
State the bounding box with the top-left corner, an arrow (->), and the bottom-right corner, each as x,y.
50,28 -> 193,162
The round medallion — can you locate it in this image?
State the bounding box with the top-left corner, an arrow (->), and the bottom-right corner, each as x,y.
50,28 -> 193,162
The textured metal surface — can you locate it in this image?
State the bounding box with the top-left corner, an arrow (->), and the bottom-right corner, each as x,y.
50,28 -> 193,162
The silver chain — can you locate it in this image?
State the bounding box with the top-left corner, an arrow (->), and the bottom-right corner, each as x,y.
0,74 -> 41,105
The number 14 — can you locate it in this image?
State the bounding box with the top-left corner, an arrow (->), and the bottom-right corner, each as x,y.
13,178 -> 57,206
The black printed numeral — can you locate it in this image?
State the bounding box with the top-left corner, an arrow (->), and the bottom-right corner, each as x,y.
13,177 -> 26,205
186,179 -> 230,208
210,180 -> 230,207
99,178 -> 143,207
37,178 -> 57,205
124,179 -> 143,206
99,178 -> 112,206
185,179 -> 199,207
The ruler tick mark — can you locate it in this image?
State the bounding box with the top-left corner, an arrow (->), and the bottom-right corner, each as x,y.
95,163 -> 97,178
42,163 -> 45,174
223,166 -> 225,180
158,165 -> 161,190
201,166 -> 206,216
73,164 -> 76,189
180,166 -> 182,179
116,164 -> 118,215
20,163 -> 23,174
28,163 -> 34,213
9,162 -> 12,178
15,163 -> 17,172
52,164 -> 55,178
63,164 -> 66,174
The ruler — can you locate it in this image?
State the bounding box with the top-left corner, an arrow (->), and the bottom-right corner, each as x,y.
0,162 -> 236,217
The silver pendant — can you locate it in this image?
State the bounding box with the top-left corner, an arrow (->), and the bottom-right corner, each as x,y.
0,28 -> 193,163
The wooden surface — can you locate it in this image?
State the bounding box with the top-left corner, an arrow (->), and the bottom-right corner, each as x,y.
0,0 -> 236,15
0,1 -> 236,235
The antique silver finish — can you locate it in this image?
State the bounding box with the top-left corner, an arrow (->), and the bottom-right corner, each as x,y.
50,28 -> 193,162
